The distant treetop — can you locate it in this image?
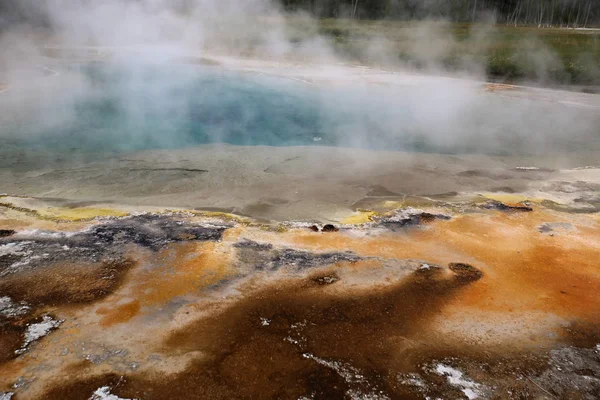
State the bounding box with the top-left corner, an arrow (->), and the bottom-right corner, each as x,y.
281,0 -> 600,27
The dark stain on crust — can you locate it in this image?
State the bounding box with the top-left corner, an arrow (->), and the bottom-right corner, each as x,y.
560,321 -> 600,349
0,297 -> 61,363
88,214 -> 225,251
0,258 -> 135,365
0,322 -> 26,364
44,374 -> 126,400
490,186 -> 517,193
129,168 -> 208,173
0,215 -> 227,277
233,239 -> 273,251
457,169 -> 513,180
540,199 -> 600,214
0,215 -> 229,368
0,254 -> 22,271
29,197 -> 117,209
43,264 -> 485,400
0,258 -> 136,307
366,185 -> 401,197
263,156 -> 302,173
234,243 -> 362,274
40,260 -> 600,400
264,249 -> 361,271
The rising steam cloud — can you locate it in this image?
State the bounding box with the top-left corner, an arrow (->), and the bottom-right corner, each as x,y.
0,0 -> 598,158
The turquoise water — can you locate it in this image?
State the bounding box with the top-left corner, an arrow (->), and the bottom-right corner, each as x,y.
5,64 -> 397,152
72,64 -> 333,150
1,63 -> 597,156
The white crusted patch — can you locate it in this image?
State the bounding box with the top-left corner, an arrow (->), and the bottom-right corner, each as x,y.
434,364 -> 484,399
382,207 -> 424,223
281,221 -> 319,229
16,315 -> 62,354
515,166 -> 540,170
0,242 -> 36,276
0,392 -> 14,400
302,353 -> 389,400
89,386 -> 135,400
399,373 -> 427,389
0,297 -> 30,318
346,390 -> 389,400
343,227 -> 387,237
285,336 -> 299,345
0,242 -> 31,257
14,229 -> 80,238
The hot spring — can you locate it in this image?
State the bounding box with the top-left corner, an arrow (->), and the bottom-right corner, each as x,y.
1,59 -> 599,221
2,60 -> 599,157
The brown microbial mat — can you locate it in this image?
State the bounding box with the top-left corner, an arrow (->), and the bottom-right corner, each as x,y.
0,197 -> 599,400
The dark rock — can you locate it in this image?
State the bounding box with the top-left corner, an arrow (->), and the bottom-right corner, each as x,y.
377,208 -> 451,230
321,224 -> 339,232
0,215 -> 228,277
448,263 -> 483,282
481,200 -> 533,212
0,230 -> 16,238
87,214 -> 225,251
268,249 -> 360,271
309,225 -> 320,232
233,240 -> 273,251
419,213 -> 438,223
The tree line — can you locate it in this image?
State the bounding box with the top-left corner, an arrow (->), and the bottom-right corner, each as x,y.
1,0 -> 599,30
281,0 -> 600,27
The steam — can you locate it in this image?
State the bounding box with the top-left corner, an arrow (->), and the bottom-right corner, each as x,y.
0,0 -> 598,159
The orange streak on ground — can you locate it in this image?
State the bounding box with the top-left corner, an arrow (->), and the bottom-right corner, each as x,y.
422,212 -> 600,322
95,241 -> 234,325
283,230 -> 449,262
97,300 -> 141,327
279,210 -> 600,324
2,209 -> 599,396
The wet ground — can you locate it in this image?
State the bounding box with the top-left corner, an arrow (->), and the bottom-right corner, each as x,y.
0,194 -> 599,399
